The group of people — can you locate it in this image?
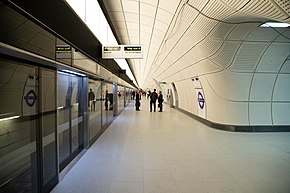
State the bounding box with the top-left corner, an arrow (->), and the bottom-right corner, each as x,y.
135,89 -> 163,112
89,88 -> 164,112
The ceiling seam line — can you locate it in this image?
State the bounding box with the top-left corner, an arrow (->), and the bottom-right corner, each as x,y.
142,0 -> 188,84
140,0 -> 161,85
143,1 -> 190,83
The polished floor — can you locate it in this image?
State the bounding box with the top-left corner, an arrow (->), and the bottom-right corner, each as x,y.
51,99 -> 290,193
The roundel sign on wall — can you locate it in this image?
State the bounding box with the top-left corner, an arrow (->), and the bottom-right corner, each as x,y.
197,91 -> 205,109
24,90 -> 37,107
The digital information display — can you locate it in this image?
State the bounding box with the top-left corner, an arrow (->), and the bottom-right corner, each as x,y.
102,45 -> 143,59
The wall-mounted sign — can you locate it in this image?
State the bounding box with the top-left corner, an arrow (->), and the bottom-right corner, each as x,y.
197,91 -> 205,110
196,89 -> 206,118
102,45 -> 143,59
192,77 -> 206,119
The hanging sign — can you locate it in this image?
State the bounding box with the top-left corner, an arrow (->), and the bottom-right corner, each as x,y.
102,45 -> 143,59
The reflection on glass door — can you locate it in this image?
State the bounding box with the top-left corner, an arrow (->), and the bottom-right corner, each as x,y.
0,58 -> 58,193
57,71 -> 84,170
39,68 -> 58,192
101,83 -> 114,128
88,79 -> 102,145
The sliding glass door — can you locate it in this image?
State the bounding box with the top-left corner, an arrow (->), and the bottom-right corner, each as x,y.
57,71 -> 85,171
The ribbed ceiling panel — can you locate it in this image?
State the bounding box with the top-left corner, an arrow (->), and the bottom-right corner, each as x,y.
202,0 -> 236,21
242,0 -> 289,21
192,15 -> 218,37
219,0 -> 250,10
274,0 -> 290,15
209,22 -> 236,40
211,41 -> 241,69
187,0 -> 209,10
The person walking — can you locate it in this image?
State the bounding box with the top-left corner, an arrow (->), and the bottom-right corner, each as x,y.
135,90 -> 141,111
158,91 -> 163,112
150,89 -> 158,112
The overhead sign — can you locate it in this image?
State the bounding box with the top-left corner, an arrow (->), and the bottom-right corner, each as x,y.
56,45 -> 72,59
102,45 -> 143,59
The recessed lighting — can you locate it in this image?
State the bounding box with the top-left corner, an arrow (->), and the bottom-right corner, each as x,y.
0,115 -> 20,122
260,22 -> 290,28
59,70 -> 86,77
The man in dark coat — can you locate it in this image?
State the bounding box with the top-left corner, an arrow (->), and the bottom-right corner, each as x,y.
135,90 -> 141,111
158,91 -> 163,112
150,89 -> 158,112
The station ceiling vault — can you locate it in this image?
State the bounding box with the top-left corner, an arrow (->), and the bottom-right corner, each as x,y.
98,0 -> 290,88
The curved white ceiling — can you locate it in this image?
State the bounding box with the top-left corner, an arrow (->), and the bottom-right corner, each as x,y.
101,0 -> 290,88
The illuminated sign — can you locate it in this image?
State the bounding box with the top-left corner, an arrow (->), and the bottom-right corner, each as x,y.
102,45 -> 143,59
124,46 -> 141,51
56,46 -> 72,52
103,46 -> 121,51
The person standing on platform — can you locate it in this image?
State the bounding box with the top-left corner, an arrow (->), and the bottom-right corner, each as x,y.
158,91 -> 163,112
131,90 -> 135,100
150,89 -> 158,112
105,90 -> 109,110
135,90 -> 141,111
88,89 -> 95,111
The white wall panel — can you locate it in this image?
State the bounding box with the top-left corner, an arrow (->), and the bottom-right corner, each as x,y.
272,103 -> 290,125
280,59 -> 290,73
246,27 -> 280,42
227,23 -> 260,41
250,74 -> 276,101
256,43 -> 290,73
202,75 -> 249,125
230,42 -> 268,72
275,29 -> 290,43
175,81 -> 186,109
273,74 -> 290,102
249,103 -> 272,125
205,71 -> 252,101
